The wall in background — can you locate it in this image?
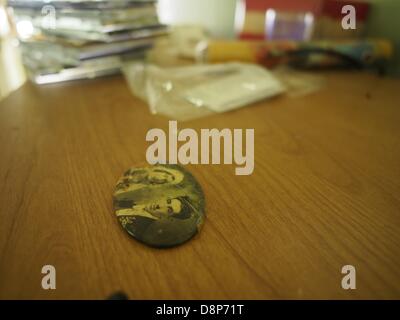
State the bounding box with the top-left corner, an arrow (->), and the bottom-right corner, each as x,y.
0,2 -> 26,100
366,0 -> 400,76
158,0 -> 237,38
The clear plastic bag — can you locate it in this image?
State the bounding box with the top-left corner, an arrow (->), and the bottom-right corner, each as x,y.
123,62 -> 286,121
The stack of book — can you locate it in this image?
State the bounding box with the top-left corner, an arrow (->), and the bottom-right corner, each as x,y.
7,0 -> 167,84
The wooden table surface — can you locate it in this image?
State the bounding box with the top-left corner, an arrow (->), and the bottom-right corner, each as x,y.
0,71 -> 399,299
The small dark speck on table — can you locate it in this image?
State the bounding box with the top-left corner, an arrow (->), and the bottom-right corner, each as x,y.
107,291 -> 129,300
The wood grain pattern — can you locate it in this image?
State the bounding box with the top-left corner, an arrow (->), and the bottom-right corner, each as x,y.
0,72 -> 399,299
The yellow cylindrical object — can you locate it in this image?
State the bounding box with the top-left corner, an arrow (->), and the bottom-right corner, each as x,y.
197,40 -> 297,65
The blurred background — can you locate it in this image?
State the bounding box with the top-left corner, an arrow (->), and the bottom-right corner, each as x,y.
0,0 -> 399,101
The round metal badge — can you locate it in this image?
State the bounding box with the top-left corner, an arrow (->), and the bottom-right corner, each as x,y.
113,164 -> 205,248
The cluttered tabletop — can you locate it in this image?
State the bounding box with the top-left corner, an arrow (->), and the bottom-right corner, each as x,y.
0,70 -> 399,299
